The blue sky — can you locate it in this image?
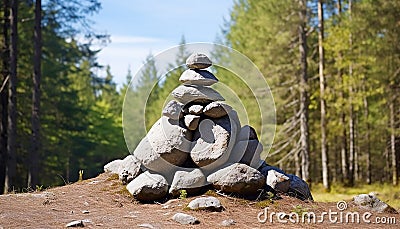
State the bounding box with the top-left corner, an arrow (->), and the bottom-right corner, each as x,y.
91,0 -> 234,86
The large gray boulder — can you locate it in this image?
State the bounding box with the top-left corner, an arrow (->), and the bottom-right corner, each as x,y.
186,53 -> 212,69
171,85 -> 224,104
190,116 -> 237,168
169,169 -> 207,196
207,163 -> 265,195
353,193 -> 398,213
287,174 -> 313,201
203,102 -> 233,118
162,100 -> 183,120
187,196 -> 223,211
229,139 -> 263,169
259,164 -> 312,200
126,171 -> 168,201
179,69 -> 218,86
133,116 -> 192,173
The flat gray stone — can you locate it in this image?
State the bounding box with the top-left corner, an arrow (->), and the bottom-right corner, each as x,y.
169,169 -> 207,196
172,213 -> 200,225
187,196 -> 223,211
162,100 -> 184,120
353,193 -> 398,213
180,69 -> 218,86
188,104 -> 203,115
184,114 -> 200,131
207,163 -> 265,195
133,116 -> 192,173
126,171 -> 168,201
203,102 -> 233,118
221,219 -> 236,226
65,220 -> 84,227
138,223 -> 158,229
186,53 -> 212,69
171,85 -> 224,104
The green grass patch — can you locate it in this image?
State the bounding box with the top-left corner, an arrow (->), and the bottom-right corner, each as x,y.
311,182 -> 400,209
255,199 -> 274,208
205,190 -> 219,197
116,186 -> 131,196
106,173 -> 120,181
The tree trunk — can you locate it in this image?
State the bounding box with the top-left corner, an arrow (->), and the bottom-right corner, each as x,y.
318,0 -> 329,190
390,99 -> 398,185
295,150 -> 301,177
336,0 -> 341,13
333,137 -> 339,182
348,91 -> 355,186
0,0 -> 10,194
347,0 -> 355,187
4,0 -> 17,194
336,0 -> 348,185
341,108 -> 348,183
354,126 -> 359,182
385,146 -> 390,182
363,87 -> 371,184
28,0 -> 42,188
298,0 -> 310,182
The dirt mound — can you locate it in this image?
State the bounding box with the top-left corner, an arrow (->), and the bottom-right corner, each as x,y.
0,173 -> 397,228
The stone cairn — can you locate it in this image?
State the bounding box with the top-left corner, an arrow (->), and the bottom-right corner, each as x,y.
104,53 -> 313,201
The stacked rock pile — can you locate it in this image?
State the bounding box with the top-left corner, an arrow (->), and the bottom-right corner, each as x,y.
104,53 -> 313,201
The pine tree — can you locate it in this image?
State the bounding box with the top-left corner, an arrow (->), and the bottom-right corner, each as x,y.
0,0 -> 10,193
123,53 -> 159,152
4,0 -> 17,193
226,0 -> 313,179
318,0 -> 329,190
28,0 -> 42,188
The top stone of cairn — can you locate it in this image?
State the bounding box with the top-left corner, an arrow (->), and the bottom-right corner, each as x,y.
186,53 -> 212,69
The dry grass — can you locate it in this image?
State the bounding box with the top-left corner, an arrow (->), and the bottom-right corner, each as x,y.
312,182 -> 400,209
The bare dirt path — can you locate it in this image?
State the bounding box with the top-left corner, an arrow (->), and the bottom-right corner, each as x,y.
0,173 -> 398,228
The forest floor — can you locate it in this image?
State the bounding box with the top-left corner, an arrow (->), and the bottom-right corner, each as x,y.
0,173 -> 399,229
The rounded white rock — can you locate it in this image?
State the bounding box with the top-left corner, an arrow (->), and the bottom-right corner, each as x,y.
186,53 -> 212,69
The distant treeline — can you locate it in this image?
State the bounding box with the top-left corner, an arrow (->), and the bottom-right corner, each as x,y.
223,0 -> 400,189
0,0 -> 127,193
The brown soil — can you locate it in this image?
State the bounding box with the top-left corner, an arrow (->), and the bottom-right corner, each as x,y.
0,173 -> 398,228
